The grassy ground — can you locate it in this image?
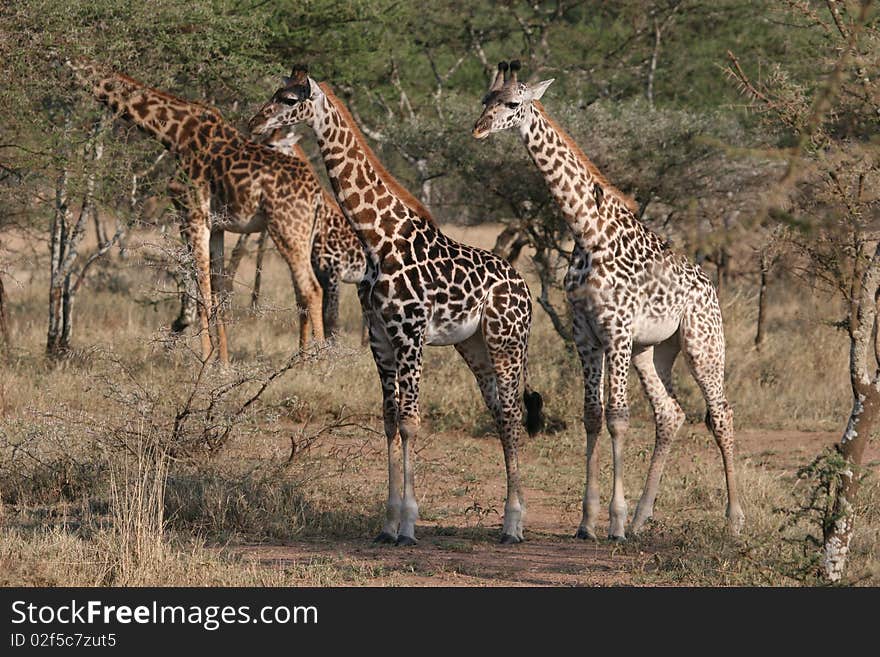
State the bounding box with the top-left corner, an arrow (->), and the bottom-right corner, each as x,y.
0,223 -> 877,586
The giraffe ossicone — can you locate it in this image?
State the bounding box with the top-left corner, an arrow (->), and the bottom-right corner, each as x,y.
250,65 -> 544,546
472,60 -> 744,540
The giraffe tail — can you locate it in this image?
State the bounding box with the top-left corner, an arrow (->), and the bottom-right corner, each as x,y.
523,359 -> 544,437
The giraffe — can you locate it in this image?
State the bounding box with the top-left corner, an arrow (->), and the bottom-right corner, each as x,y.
66,59 -> 327,362
472,61 -> 744,540
249,66 -> 544,545
261,128 -> 367,337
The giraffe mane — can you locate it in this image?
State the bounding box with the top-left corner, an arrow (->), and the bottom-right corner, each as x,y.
533,101 -> 639,214
112,72 -> 223,118
319,82 -> 435,225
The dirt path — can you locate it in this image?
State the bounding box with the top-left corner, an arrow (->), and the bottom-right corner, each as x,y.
228,428 -> 875,586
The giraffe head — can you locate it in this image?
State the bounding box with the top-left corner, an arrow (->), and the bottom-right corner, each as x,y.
65,57 -> 116,100
249,65 -> 320,136
472,60 -> 554,140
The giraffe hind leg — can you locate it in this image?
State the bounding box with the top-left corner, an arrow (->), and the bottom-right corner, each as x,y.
630,337 -> 685,534
456,333 -> 525,542
681,303 -> 745,535
474,297 -> 530,544
267,224 -> 324,350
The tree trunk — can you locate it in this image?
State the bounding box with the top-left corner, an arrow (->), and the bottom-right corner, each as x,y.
46,116 -> 108,358
251,229 -> 268,310
716,245 -> 729,293
47,161 -> 72,358
824,383 -> 879,582
755,249 -> 770,350
646,17 -> 661,110
0,273 -> 9,350
89,117 -> 109,249
822,241 -> 880,582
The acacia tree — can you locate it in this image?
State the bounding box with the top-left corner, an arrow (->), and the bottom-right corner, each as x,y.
1,0 -> 277,357
727,0 -> 878,582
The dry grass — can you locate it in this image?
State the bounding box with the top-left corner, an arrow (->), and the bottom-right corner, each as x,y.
0,222 -> 875,586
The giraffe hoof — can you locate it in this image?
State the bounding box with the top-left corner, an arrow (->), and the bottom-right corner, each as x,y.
575,528 -> 598,541
395,535 -> 418,547
373,532 -> 397,544
608,534 -> 627,543
499,533 -> 522,545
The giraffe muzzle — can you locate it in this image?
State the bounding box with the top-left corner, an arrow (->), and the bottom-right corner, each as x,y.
472,120 -> 491,140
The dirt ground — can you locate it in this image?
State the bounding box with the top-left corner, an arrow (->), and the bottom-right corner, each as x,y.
229,428 -> 878,586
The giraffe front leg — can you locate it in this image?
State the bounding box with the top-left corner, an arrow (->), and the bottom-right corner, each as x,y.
575,334 -> 604,541
320,270 -> 340,338
184,198 -> 214,363
364,315 -> 402,544
393,331 -> 425,546
605,341 -> 633,541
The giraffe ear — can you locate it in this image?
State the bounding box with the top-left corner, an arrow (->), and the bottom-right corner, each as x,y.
527,79 -> 555,101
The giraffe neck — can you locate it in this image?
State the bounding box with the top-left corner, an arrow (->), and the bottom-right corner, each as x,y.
87,70 -> 223,151
519,102 -> 635,251
309,86 -> 435,263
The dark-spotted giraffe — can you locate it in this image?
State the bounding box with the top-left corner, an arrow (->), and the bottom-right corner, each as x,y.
262,129 -> 367,336
249,66 -> 544,545
473,61 -> 743,540
66,59 -> 326,362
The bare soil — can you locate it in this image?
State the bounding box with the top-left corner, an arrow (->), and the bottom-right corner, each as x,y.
229,427 -> 877,586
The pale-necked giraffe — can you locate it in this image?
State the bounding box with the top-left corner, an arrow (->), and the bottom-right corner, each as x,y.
249,66 -> 544,545
262,129 -> 367,336
473,61 -> 744,540
66,59 -> 326,362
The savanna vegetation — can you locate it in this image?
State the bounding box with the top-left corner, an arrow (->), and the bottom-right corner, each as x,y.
0,1 -> 877,586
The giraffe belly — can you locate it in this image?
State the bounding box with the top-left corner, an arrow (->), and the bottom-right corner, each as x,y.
632,313 -> 681,347
212,212 -> 268,234
425,313 -> 482,346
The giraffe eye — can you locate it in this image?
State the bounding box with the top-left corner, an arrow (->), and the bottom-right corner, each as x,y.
505,102 -> 520,109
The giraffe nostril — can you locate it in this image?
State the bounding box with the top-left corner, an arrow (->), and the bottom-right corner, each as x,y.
472,118 -> 492,139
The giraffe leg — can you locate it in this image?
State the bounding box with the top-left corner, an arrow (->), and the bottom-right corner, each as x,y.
456,332 -> 527,543
209,229 -> 230,364
630,338 -> 685,534
184,192 -> 214,363
320,270 -> 340,338
392,330 -> 425,546
365,314 -> 403,544
492,361 -> 527,543
479,290 -> 531,544
455,333 -> 501,427
266,224 -> 324,351
360,313 -> 370,347
681,303 -> 745,535
573,317 -> 605,541
605,340 -> 633,541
